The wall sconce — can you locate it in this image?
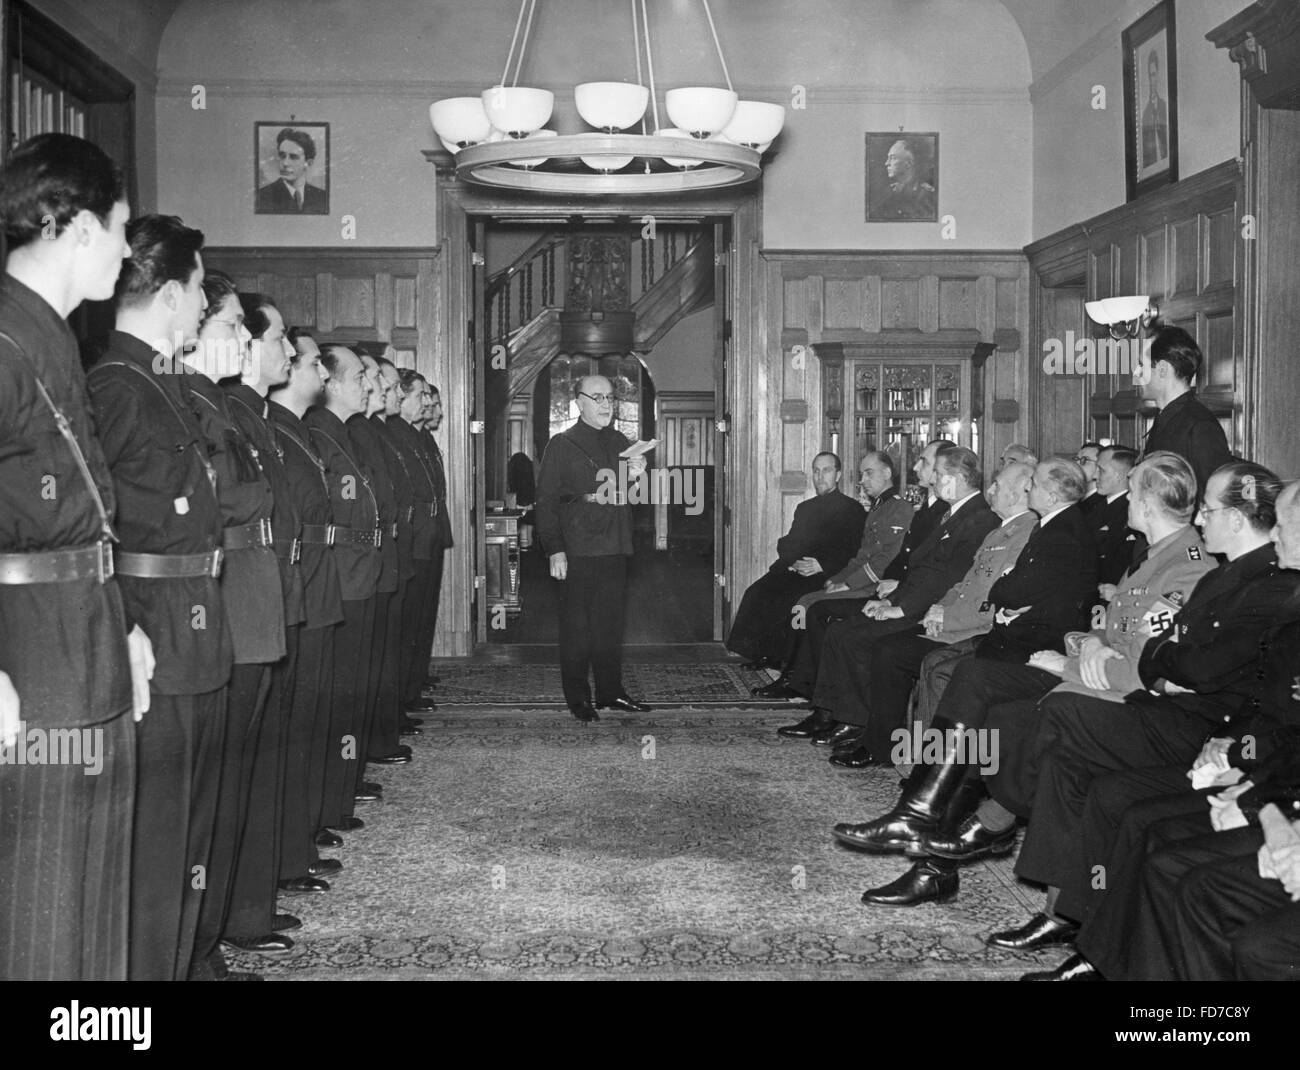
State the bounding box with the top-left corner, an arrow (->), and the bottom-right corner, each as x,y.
1085,295 -> 1158,340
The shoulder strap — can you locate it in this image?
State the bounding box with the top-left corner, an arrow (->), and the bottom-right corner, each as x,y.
93,358 -> 219,494
311,424 -> 379,518
0,328 -> 114,541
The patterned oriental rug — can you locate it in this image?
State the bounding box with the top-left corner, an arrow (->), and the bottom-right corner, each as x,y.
428,661 -> 790,708
226,709 -> 1064,980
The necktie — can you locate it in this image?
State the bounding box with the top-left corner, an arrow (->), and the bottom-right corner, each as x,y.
294,188 -> 304,210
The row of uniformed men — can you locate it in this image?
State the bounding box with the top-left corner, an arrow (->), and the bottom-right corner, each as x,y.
0,134 -> 450,982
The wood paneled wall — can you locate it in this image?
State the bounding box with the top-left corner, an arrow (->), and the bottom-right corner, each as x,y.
1024,161 -> 1241,459
761,250 -> 1030,534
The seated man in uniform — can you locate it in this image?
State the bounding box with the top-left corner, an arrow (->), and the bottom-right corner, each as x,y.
756,450 -> 912,701
725,451 -> 864,673
985,461 -> 1300,960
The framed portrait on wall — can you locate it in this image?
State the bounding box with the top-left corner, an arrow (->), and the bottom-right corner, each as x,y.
1122,0 -> 1178,201
254,122 -> 330,215
865,132 -> 938,222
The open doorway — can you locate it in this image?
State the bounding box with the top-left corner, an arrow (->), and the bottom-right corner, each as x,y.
477,218 -> 722,645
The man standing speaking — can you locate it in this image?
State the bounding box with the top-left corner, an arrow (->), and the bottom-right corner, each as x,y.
536,375 -> 652,722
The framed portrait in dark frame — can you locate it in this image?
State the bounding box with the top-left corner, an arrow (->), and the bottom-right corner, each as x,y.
1122,0 -> 1178,201
865,132 -> 938,222
254,122 -> 330,215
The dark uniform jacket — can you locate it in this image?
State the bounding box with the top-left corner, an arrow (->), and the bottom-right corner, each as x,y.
1089,491 -> 1138,586
1050,524 -> 1214,702
226,383 -> 305,627
371,414 -> 417,584
828,489 -> 914,589
267,400 -> 344,631
304,406 -> 381,602
1222,597 -> 1300,771
1143,390 -> 1232,494
889,492 -> 999,619
386,416 -> 440,561
347,413 -> 399,595
88,330 -> 232,696
1135,543 -> 1300,727
188,373 -> 285,664
937,509 -> 1038,644
883,495 -> 947,581
418,425 -> 453,548
535,419 -> 635,558
0,279 -> 131,726
976,502 -> 1098,662
255,180 -> 327,215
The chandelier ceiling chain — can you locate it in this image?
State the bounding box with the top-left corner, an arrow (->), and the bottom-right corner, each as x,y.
428,0 -> 786,195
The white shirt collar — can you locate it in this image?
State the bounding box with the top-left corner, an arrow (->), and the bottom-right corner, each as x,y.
1000,507 -> 1031,527
1037,502 -> 1072,527
946,490 -> 981,518
1107,490 -> 1127,504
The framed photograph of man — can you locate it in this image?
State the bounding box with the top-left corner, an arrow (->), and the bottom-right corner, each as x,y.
865,132 -> 938,222
1122,0 -> 1178,201
254,122 -> 330,215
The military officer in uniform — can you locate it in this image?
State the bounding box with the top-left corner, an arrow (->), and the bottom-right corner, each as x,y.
0,133 -> 146,981
874,139 -> 936,220
416,380 -> 453,697
307,346 -> 382,831
183,266 -> 289,966
271,330 -> 348,868
535,374 -> 651,722
988,461 -> 1300,959
91,213 -> 234,981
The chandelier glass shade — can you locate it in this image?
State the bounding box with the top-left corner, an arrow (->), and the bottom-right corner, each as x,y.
429,0 -> 783,195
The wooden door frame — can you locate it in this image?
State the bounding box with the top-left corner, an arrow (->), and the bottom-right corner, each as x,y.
425,152 -> 763,653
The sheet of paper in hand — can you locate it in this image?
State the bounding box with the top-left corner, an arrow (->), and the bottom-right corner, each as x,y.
619,439 -> 659,459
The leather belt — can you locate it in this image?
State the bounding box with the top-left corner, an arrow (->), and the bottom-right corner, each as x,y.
302,523 -> 382,548
0,541 -> 115,585
274,536 -> 302,565
223,517 -> 273,551
117,549 -> 223,579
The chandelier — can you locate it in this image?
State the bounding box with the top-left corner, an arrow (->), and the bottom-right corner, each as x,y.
429,0 -> 785,194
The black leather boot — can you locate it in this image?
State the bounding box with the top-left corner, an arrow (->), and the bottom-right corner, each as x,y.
776,707 -> 834,738
860,857 -> 960,906
831,721 -> 973,853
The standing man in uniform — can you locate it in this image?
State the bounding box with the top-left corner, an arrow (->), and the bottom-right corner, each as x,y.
307,346 -> 382,832
535,374 -> 651,722
1137,326 -> 1232,493
416,378 -> 453,699
0,133 -> 147,981
91,213 -> 234,981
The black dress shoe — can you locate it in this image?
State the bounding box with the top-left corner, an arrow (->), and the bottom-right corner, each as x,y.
570,702 -> 600,723
315,828 -> 343,847
222,933 -> 294,953
923,814 -> 1017,861
308,858 -> 343,876
596,695 -> 652,713
360,781 -> 383,794
325,815 -> 364,832
403,716 -> 425,727
370,751 -> 411,765
271,913 -> 302,933
830,727 -> 868,753
776,710 -> 833,738
811,722 -> 859,747
860,859 -> 959,906
828,743 -> 880,768
1021,952 -> 1101,982
739,658 -> 775,672
987,912 -> 1079,951
752,677 -> 800,699
278,876 -> 330,894
405,699 -> 437,713
833,813 -> 929,854
354,787 -> 381,802
399,724 -> 423,736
